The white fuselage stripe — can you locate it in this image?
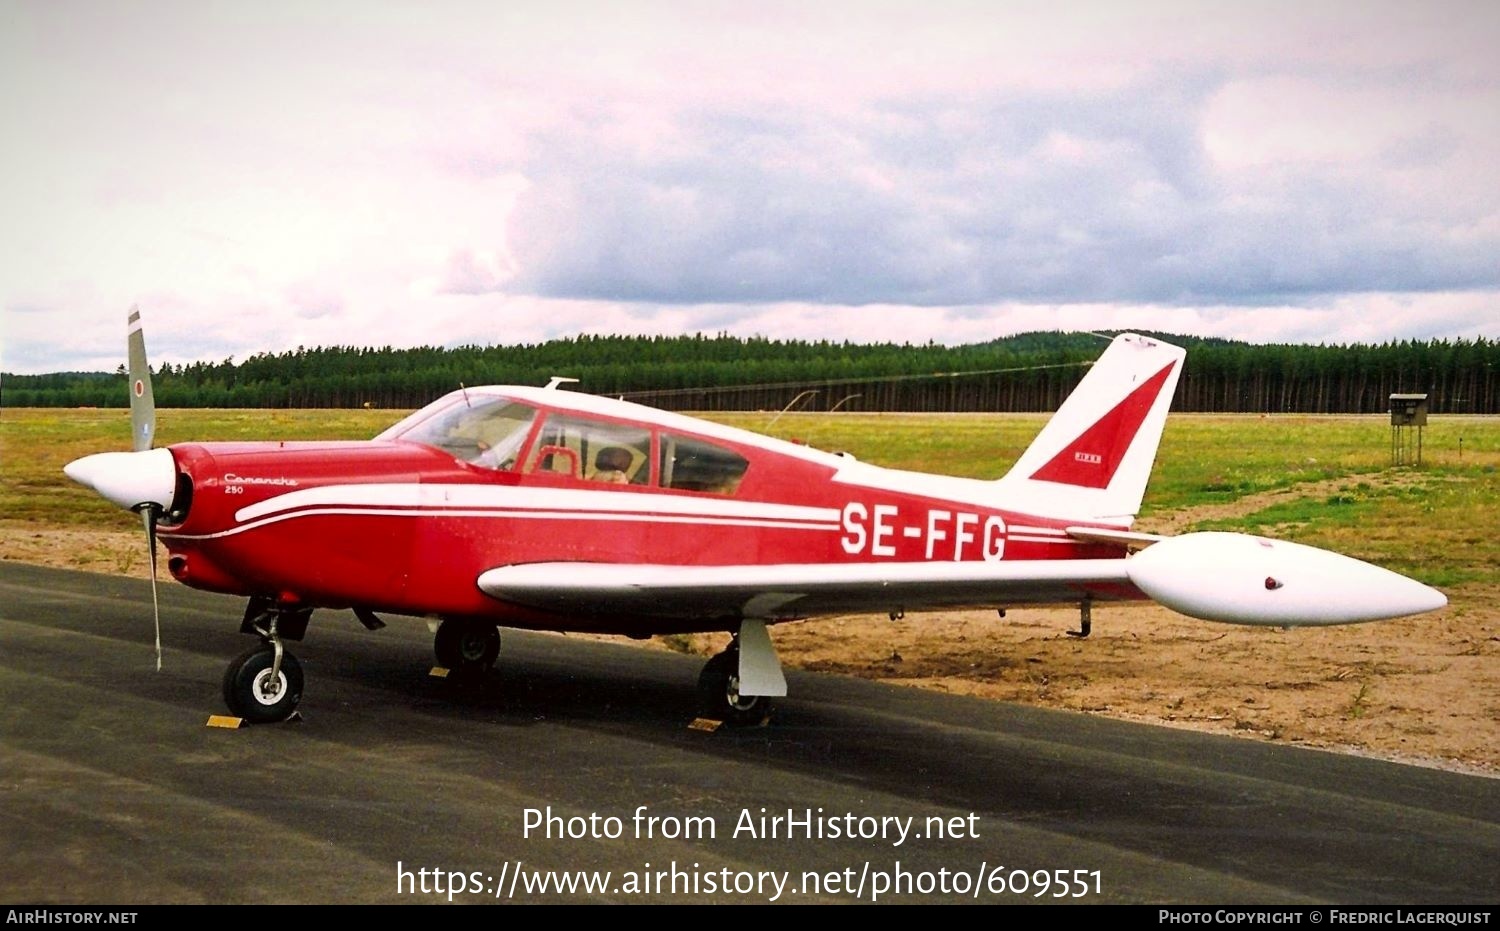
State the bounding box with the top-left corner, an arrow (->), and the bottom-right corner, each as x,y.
234,482 -> 840,525
161,506 -> 841,542
168,485 -> 1086,546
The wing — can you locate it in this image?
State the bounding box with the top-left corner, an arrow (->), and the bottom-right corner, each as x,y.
477,559 -> 1133,621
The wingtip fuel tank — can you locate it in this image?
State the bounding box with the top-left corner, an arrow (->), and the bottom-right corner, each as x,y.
1126,532 -> 1446,626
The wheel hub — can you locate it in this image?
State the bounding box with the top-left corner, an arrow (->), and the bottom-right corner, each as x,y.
252,668 -> 286,705
726,674 -> 758,711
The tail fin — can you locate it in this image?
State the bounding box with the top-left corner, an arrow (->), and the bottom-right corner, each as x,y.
991,333 -> 1184,525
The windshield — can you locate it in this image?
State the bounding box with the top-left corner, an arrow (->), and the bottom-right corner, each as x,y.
393,397 -> 537,470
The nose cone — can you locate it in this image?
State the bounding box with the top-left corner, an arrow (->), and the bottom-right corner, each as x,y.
64,448 -> 177,512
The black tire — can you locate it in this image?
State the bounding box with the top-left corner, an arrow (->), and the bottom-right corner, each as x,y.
697,650 -> 770,726
222,646 -> 304,723
434,619 -> 501,674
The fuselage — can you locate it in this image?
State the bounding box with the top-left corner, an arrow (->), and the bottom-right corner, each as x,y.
154,386 -> 1134,632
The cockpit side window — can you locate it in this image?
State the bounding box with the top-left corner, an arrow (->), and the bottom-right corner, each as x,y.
393,397 -> 538,471
659,434 -> 748,495
526,413 -> 651,485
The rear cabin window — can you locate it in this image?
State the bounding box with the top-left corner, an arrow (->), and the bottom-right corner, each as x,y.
527,413 -> 651,486
659,434 -> 748,495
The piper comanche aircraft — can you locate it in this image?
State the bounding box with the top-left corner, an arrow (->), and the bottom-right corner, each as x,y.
65,310 -> 1447,724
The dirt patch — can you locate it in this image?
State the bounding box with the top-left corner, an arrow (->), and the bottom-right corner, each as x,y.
1135,470 -> 1433,535
3,517 -> 1493,777
0,524 -> 148,577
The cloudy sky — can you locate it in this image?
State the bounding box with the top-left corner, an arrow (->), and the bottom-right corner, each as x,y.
3,0 -> 1497,374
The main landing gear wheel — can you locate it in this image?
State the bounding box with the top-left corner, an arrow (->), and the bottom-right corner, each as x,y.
434,619 -> 501,675
697,649 -> 770,726
222,645 -> 304,724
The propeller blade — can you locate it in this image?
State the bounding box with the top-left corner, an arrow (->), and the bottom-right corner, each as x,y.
141,507 -> 162,671
128,307 -> 163,670
127,305 -> 156,452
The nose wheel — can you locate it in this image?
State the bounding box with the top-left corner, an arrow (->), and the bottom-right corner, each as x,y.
222,644 -> 304,723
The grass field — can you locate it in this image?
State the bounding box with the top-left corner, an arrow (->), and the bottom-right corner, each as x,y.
3,407 -> 1497,586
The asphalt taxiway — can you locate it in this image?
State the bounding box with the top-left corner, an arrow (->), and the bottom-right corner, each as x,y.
1,562 -> 1496,904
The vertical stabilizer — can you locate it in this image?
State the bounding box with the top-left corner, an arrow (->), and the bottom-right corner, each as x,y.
991,333 -> 1184,524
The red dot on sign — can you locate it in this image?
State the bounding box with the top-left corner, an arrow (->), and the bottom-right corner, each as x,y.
133,380 -> 144,397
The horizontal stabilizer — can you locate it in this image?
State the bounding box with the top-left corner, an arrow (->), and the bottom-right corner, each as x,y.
1065,526 -> 1166,549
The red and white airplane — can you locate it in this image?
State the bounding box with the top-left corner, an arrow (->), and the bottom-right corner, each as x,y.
65,310 -> 1447,724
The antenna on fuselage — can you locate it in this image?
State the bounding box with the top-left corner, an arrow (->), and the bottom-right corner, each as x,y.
460,382 -> 471,408
544,376 -> 580,390
766,389 -> 819,429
